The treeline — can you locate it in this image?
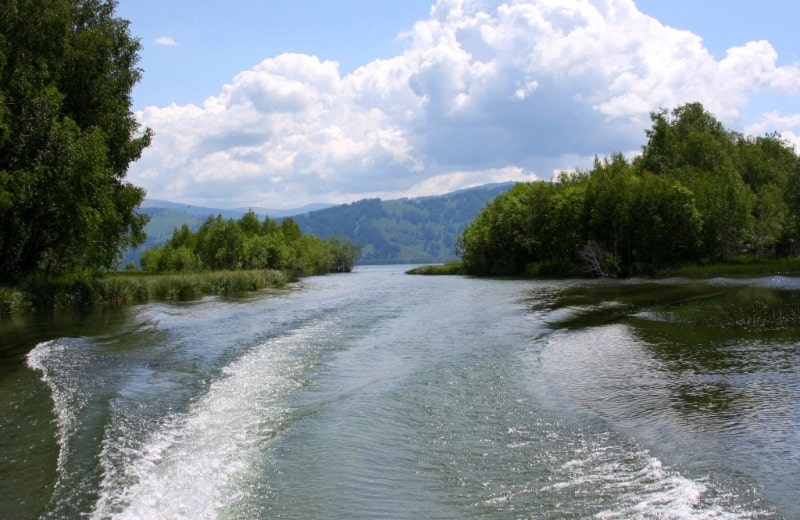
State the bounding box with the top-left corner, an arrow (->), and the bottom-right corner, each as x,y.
459,103 -> 800,276
140,211 -> 360,276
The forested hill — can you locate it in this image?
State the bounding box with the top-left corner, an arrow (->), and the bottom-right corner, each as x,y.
125,183 -> 513,267
289,183 -> 515,264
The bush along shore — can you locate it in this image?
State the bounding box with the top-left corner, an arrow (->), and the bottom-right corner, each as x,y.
0,269 -> 290,316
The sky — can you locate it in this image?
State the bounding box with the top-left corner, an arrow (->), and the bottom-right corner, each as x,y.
115,0 -> 800,210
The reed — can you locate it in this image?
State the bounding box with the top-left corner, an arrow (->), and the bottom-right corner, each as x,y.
0,269 -> 290,315
656,257 -> 800,278
406,262 -> 467,275
0,286 -> 31,315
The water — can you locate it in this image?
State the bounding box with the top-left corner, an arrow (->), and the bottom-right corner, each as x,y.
1,266 -> 798,518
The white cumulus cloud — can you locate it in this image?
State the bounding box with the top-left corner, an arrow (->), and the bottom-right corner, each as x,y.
131,0 -> 800,209
154,36 -> 180,47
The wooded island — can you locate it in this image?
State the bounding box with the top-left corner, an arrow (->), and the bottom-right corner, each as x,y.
458,103 -> 800,277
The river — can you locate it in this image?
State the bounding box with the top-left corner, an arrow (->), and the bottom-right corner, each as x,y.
1,265 -> 798,518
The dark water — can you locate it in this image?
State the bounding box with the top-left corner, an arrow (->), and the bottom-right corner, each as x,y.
1,266 -> 798,518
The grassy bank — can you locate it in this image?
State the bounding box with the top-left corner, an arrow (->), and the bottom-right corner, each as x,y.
405,262 -> 467,275
408,257 -> 800,279
654,257 -> 800,278
0,269 -> 290,315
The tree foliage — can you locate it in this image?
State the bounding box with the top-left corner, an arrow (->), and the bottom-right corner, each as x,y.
459,102 -> 800,276
0,0 -> 151,282
140,212 -> 360,276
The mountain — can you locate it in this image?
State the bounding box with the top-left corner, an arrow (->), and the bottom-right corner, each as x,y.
121,183 -> 514,268
233,203 -> 334,218
290,183 -> 515,264
140,199 -> 333,219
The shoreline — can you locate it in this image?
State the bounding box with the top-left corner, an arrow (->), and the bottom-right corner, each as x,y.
407,258 -> 800,279
0,269 -> 292,316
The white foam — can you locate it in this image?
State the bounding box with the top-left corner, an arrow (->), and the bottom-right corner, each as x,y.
91,321 -> 325,519
592,457 -> 754,519
27,341 -> 86,480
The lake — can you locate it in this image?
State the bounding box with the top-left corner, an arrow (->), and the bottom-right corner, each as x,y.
1,265 -> 798,518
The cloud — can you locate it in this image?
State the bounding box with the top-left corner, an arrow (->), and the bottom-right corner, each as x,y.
131,0 -> 800,209
154,36 -> 180,47
746,111 -> 800,151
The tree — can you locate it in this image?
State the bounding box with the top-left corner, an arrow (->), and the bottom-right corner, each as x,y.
637,103 -> 753,261
459,182 -> 561,275
327,235 -> 361,272
237,210 -> 261,237
583,154 -> 637,267
195,216 -> 245,270
0,0 -> 151,281
549,178 -> 586,264
734,133 -> 800,255
243,234 -> 289,270
639,102 -> 734,176
577,155 -> 702,273
750,184 -> 788,257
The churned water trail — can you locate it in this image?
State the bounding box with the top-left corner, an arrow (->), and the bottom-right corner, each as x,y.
6,266 -> 798,518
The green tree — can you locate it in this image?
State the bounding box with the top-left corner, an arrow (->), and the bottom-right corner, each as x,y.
167,224 -> 196,250
237,210 -> 261,237
639,103 -> 734,175
0,0 -> 152,281
242,234 -> 289,270
459,182 -> 560,275
280,218 -> 303,243
583,154 -> 637,267
327,235 -> 361,272
784,163 -> 800,255
750,184 -> 788,257
735,133 -> 798,192
734,133 -> 800,255
139,246 -> 163,273
638,103 -> 753,261
549,175 -> 587,264
140,245 -> 198,273
196,216 -> 245,270
629,175 -> 702,266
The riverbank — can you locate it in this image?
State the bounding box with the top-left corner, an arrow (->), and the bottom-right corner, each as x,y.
0,269 -> 290,316
408,257 -> 800,278
654,256 -> 800,278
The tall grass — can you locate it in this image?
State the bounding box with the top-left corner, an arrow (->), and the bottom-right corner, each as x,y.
656,257 -> 800,278
0,269 -> 290,315
0,286 -> 32,315
406,262 -> 467,275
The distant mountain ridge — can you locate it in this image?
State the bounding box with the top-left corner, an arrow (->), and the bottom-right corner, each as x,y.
290,183 -> 515,264
123,183 -> 515,267
140,199 -> 334,219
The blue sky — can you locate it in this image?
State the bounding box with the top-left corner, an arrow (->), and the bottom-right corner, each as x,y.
117,1 -> 435,110
116,0 -> 800,210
